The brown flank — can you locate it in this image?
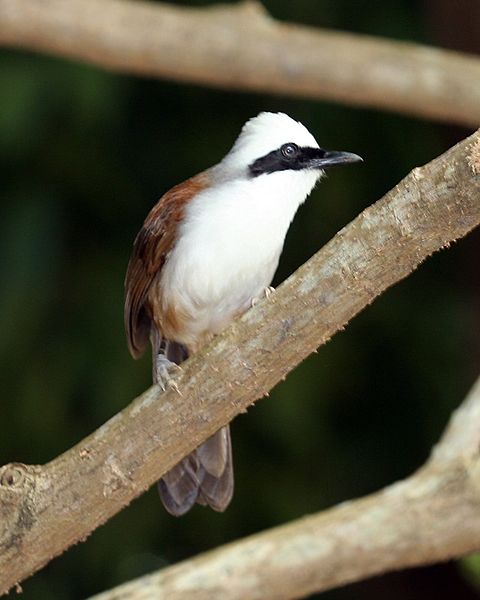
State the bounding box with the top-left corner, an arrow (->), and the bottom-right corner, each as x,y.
124,171 -> 210,358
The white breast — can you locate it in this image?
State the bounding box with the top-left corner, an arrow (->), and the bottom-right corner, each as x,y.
159,169 -> 319,346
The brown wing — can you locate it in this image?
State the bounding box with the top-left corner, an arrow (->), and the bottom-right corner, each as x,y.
124,172 -> 209,358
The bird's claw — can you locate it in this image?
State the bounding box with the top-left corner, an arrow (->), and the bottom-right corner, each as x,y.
264,285 -> 275,298
251,286 -> 275,307
155,355 -> 182,394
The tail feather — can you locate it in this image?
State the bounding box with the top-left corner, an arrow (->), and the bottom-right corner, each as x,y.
155,340 -> 234,516
159,426 -> 233,516
196,429 -> 234,511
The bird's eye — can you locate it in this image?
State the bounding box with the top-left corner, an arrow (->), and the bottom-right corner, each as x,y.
281,143 -> 299,158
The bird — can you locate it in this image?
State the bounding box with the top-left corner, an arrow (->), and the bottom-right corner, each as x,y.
124,112 -> 362,516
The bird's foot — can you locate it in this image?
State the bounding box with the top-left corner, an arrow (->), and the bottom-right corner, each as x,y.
264,285 -> 275,298
155,354 -> 182,394
251,286 -> 275,307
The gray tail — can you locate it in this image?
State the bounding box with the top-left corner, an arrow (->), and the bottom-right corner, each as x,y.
156,341 -> 234,516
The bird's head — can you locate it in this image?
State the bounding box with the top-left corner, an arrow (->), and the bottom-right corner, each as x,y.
219,112 -> 362,180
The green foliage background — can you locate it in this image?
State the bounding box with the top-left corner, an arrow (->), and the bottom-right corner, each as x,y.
0,1 -> 479,598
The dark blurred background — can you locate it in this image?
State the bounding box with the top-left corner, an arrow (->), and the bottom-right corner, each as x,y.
0,0 -> 479,598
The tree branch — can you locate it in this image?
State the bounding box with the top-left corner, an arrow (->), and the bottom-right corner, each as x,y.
1,0 -> 480,126
0,130 -> 479,595
88,374 -> 480,600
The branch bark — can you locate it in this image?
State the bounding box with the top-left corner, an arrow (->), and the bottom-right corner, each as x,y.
0,130 -> 479,595
1,0 -> 480,126
88,374 -> 480,600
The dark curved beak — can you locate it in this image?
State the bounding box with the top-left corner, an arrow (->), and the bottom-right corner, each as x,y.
307,149 -> 363,169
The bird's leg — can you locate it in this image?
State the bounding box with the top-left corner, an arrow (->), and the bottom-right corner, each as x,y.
155,353 -> 182,393
154,340 -> 183,394
251,286 -> 276,307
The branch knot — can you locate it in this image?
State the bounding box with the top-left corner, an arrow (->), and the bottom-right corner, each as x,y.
0,464 -> 29,489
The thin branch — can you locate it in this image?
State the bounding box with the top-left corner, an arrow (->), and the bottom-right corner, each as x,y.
89,375 -> 480,600
0,130 -> 479,595
0,0 -> 480,126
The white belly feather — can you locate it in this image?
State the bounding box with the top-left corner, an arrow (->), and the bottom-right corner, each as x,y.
159,169 -> 318,345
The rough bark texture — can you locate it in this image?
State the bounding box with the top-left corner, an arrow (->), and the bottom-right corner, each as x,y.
88,375 -> 480,599
0,129 -> 478,595
0,0 -> 480,126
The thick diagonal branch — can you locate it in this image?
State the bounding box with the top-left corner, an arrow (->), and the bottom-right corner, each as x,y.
0,0 -> 480,126
0,130 -> 479,595
90,375 -> 480,600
